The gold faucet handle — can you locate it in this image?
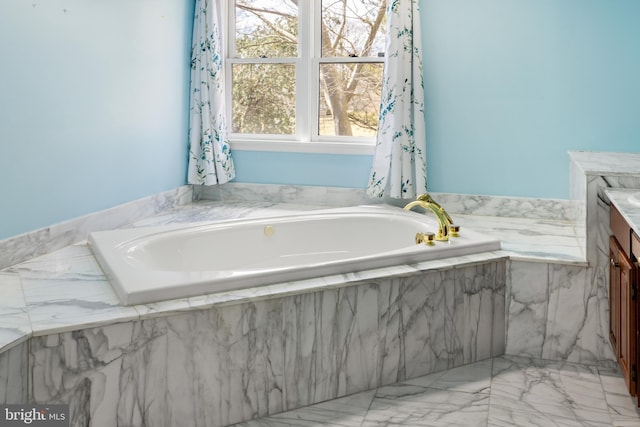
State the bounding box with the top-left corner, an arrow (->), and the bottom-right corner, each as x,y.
449,224 -> 461,237
415,232 -> 436,245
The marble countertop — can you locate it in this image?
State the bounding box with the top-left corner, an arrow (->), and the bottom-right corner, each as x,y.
0,200 -> 584,354
569,151 -> 640,176
606,188 -> 640,236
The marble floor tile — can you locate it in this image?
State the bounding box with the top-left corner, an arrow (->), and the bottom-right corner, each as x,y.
403,358 -> 492,395
598,366 -> 640,421
231,390 -> 375,427
489,356 -> 610,425
234,357 -> 640,427
487,405 -> 611,427
362,384 -> 489,426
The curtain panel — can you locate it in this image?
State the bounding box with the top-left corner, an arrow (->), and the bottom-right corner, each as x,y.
188,0 -> 235,186
367,0 -> 426,199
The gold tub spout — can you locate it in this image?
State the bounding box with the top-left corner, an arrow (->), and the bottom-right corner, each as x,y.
403,194 -> 460,241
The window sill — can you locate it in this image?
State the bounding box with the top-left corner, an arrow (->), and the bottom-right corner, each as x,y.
230,139 -> 376,156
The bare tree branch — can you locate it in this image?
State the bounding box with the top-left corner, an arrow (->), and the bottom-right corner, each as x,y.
345,1 -> 386,102
236,3 -> 297,46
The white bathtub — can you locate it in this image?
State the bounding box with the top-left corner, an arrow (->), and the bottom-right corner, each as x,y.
89,205 -> 501,306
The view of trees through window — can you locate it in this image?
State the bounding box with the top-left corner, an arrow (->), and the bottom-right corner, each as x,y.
232,0 -> 386,138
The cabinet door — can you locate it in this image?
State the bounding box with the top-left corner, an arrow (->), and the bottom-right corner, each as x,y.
612,236 -> 636,396
633,232 -> 639,401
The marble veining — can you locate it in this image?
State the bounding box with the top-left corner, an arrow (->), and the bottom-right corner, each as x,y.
505,261 -> 615,365
6,243 -> 140,336
428,193 -> 573,221
26,259 -> 505,426
490,356 -> 612,426
561,152 -> 640,369
454,214 -> 584,264
0,341 -> 28,404
197,182 -> 574,221
232,356 -> 640,427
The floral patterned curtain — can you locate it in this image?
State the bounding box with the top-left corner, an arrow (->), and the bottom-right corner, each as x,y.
366,0 -> 426,199
188,0 -> 235,186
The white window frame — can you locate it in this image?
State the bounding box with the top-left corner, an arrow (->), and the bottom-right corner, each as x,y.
225,0 -> 383,155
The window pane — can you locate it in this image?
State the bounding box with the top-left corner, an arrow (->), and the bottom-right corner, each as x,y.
318,62 -> 382,137
232,64 -> 296,135
235,0 -> 298,58
321,0 -> 386,58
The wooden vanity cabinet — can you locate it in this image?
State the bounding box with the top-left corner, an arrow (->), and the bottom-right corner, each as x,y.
610,204 -> 638,398
634,232 -> 640,400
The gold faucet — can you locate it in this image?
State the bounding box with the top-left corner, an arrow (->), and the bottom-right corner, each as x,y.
403,194 -> 460,241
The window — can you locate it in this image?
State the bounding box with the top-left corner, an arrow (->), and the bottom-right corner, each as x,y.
227,0 -> 386,154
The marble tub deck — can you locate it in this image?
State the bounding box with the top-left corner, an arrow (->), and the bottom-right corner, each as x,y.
0,201 -> 502,346
232,355 -> 640,427
0,200 -> 584,354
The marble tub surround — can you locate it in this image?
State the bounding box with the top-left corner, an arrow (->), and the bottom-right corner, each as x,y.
0,341 -> 27,405
195,181 -> 374,208
412,192 -> 573,221
505,260 -> 614,365
0,185 -> 193,270
26,259 -> 506,426
196,182 -> 574,221
4,221 -> 506,336
232,356 -> 640,427
0,197 -> 584,349
0,197 -> 582,338
0,197 -> 506,425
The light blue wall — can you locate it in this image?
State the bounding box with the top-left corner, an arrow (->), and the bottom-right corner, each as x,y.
0,0 -> 194,240
422,0 -> 640,198
233,151 -> 372,188
235,0 -> 640,199
3,0 -> 640,240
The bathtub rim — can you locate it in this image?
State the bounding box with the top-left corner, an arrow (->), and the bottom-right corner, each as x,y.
89,205 -> 502,306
